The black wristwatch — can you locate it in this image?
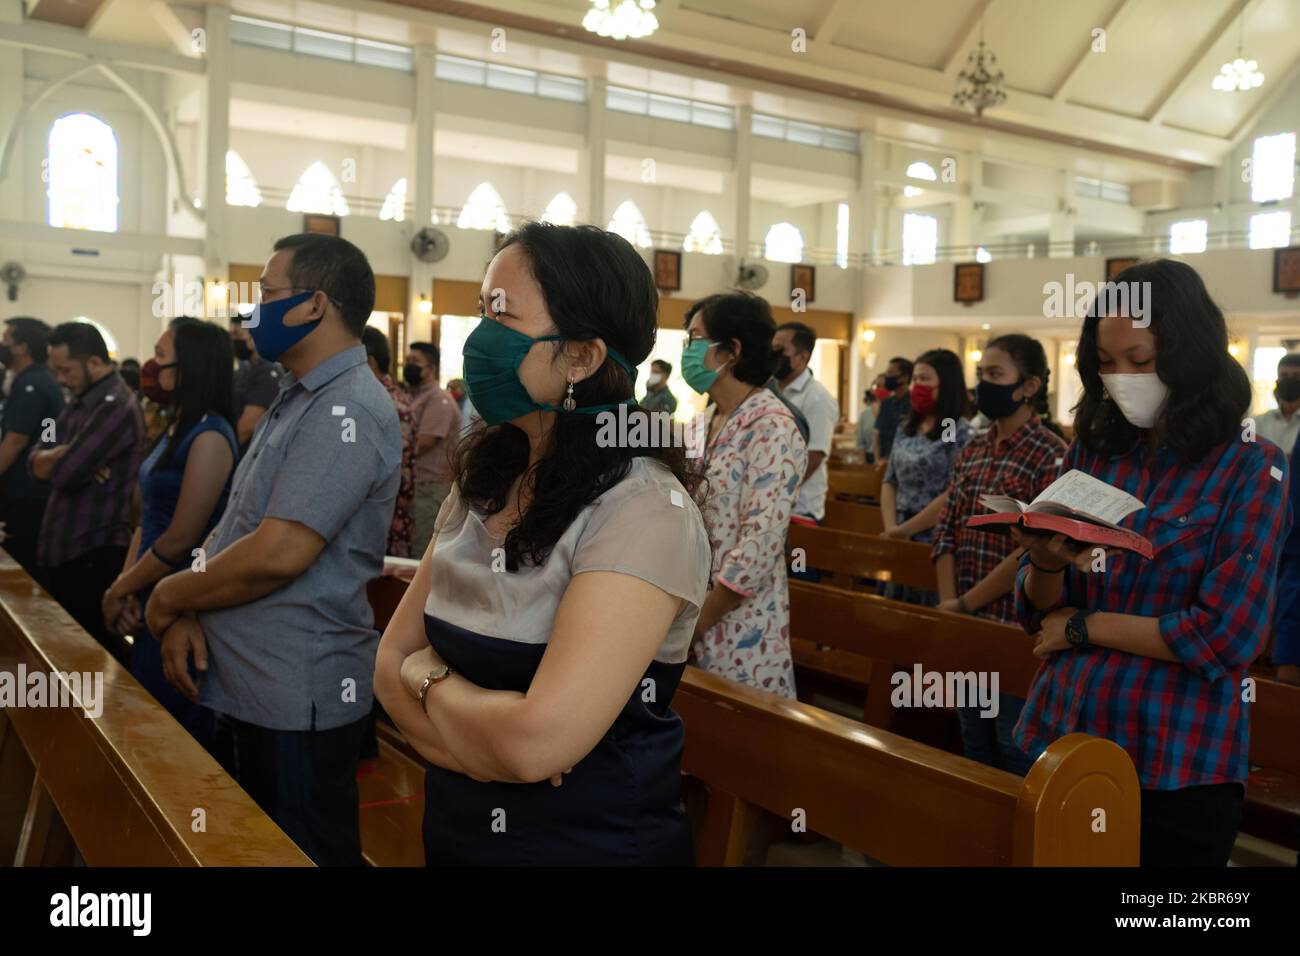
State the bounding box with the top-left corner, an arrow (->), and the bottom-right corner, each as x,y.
1065,610 -> 1094,650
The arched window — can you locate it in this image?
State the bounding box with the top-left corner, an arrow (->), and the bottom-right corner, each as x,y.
541,191 -> 577,226
904,160 -> 937,198
286,161 -> 350,216
73,316 -> 118,359
380,178 -> 408,222
47,113 -> 119,232
764,222 -> 804,263
903,212 -> 938,265
683,210 -> 723,255
608,200 -> 651,248
457,181 -> 510,231
226,150 -> 262,208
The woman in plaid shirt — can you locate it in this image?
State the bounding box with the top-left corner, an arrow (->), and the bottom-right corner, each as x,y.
1014,259 -> 1290,866
932,334 -> 1068,774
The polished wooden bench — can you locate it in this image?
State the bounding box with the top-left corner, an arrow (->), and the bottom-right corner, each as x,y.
678,667 -> 1138,866
822,498 -> 884,535
788,523 -> 935,592
827,465 -> 883,501
788,579 -> 1300,851
0,555 -> 311,866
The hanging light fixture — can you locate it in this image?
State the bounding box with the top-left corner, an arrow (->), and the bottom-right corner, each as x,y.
1213,1 -> 1264,92
952,18 -> 1006,118
582,0 -> 659,41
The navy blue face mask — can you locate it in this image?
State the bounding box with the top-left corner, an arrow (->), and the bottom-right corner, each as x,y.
975,378 -> 1025,420
245,291 -> 317,362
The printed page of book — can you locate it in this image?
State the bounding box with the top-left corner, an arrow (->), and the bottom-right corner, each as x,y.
1028,470 -> 1145,527
977,494 -> 1030,514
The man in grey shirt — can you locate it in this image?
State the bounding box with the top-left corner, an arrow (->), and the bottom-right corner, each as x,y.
146,233 -> 401,866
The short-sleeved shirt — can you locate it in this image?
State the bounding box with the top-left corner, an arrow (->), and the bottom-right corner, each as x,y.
781,368 -> 839,521
427,456 -> 710,662
232,356 -> 281,450
409,380 -> 461,483
1257,408 -> 1300,460
1,363 -> 64,500
196,345 -> 402,731
931,416 -> 1067,623
874,392 -> 910,459
884,417 -> 974,542
641,387 -> 677,417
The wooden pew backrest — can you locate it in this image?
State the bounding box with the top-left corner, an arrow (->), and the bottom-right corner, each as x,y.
677,667 -> 1138,866
827,466 -> 882,500
823,498 -> 884,535
788,524 -> 936,591
0,557 -> 311,866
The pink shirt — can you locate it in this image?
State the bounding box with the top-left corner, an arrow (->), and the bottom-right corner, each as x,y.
409,380 -> 461,483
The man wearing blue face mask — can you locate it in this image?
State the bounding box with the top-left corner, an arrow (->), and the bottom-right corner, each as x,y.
144,233 -> 402,866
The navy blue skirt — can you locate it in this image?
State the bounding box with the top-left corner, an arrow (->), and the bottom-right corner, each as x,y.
421,614 -> 694,866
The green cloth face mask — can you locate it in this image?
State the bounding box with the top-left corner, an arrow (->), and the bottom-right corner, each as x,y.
462,318 -> 636,425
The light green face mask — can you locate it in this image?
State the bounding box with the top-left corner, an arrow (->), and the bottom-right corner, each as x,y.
681,338 -> 726,394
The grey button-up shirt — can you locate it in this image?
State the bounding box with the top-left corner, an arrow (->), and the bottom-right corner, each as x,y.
197,345 -> 402,731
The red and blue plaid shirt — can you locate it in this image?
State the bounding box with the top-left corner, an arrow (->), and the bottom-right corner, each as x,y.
1014,435 -> 1291,790
932,416 -> 1068,623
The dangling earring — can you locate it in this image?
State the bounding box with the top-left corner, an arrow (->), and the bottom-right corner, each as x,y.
562,381 -> 576,412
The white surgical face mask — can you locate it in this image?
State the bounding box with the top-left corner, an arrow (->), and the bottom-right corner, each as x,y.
647,372 -> 664,386
1101,372 -> 1169,429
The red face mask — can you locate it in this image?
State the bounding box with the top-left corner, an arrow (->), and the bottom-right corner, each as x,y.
910,383 -> 937,415
140,358 -> 177,405
872,386 -> 891,402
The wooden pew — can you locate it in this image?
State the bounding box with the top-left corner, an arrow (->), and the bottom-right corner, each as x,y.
0,555 -> 311,866
788,579 -> 1300,851
827,465 -> 882,501
678,667 -> 1138,866
823,498 -> 884,534
789,523 -> 935,591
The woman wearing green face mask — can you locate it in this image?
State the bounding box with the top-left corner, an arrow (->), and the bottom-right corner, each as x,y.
373,222 -> 712,865
681,292 -> 808,699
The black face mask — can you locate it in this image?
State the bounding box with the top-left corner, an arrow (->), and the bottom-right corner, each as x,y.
975,378 -> 1026,420
403,364 -> 423,387
884,374 -> 900,390
231,339 -> 252,362
1277,378 -> 1300,403
773,352 -> 794,381
0,345 -> 12,367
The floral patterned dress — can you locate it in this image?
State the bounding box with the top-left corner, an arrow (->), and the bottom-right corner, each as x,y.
381,373 -> 416,557
689,388 -> 808,698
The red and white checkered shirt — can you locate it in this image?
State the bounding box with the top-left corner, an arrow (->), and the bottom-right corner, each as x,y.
932,417 -> 1068,623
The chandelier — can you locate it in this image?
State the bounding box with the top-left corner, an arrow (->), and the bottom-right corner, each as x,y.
952,25 -> 1006,118
582,0 -> 659,41
1213,2 -> 1263,92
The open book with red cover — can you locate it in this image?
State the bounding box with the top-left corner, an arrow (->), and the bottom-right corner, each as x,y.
966,469 -> 1153,559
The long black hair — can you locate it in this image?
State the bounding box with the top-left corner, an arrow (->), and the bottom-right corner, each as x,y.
151,318 -> 235,470
1072,258 -> 1250,462
902,348 -> 966,440
453,222 -> 697,571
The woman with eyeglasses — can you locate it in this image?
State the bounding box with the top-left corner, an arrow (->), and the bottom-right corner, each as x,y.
102,318 -> 237,746
373,223 -> 711,865
680,292 -> 808,699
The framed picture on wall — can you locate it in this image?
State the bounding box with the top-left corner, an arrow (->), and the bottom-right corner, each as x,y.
303,214 -> 340,237
791,264 -> 815,303
953,262 -> 984,304
653,249 -> 682,291
1273,246 -> 1300,296
1105,256 -> 1138,281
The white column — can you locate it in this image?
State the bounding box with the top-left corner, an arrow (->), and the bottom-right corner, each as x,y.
849,130 -> 876,265
201,3 -> 231,278
409,46 -> 437,329
580,77 -> 607,226
733,105 -> 752,260
1048,169 -> 1075,258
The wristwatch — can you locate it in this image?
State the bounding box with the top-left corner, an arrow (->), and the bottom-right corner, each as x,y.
416,663 -> 455,711
1065,610 -> 1094,650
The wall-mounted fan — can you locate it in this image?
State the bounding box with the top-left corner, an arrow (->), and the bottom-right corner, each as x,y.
410,227 -> 450,264
734,261 -> 768,291
1,261 -> 25,302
